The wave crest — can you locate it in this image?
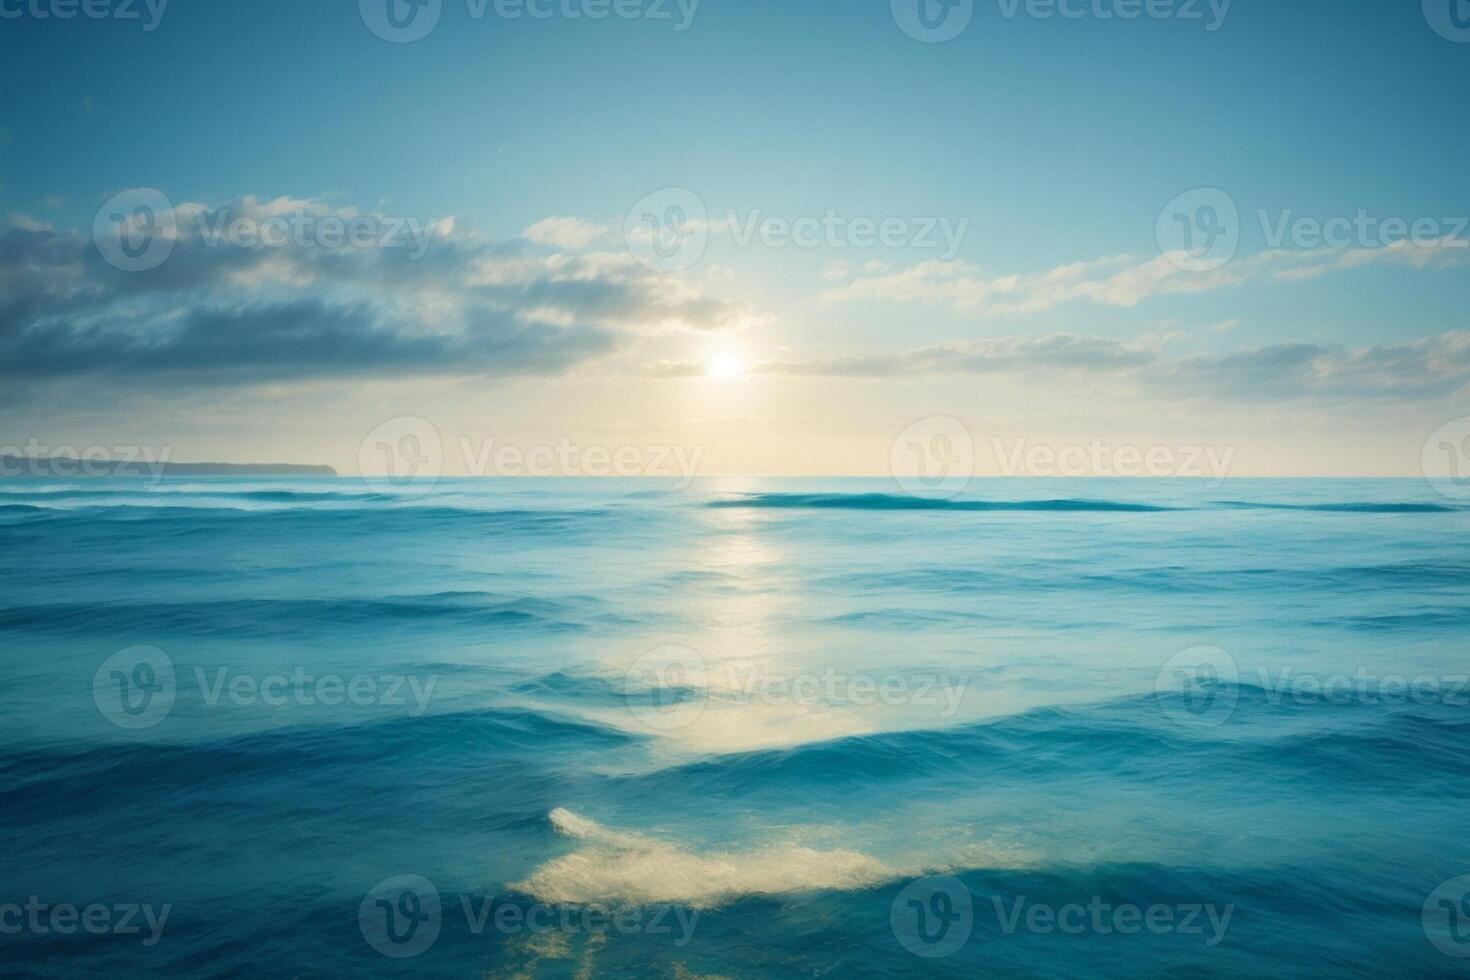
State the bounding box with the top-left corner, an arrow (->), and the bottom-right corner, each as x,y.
709,493 -> 1173,512
509,808 -> 902,908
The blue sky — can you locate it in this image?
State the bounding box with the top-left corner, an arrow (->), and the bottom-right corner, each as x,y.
1,0 -> 1467,475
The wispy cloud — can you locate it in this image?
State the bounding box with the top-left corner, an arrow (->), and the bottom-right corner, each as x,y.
651,331 -> 1470,402
820,242 -> 1466,317
521,216 -> 609,250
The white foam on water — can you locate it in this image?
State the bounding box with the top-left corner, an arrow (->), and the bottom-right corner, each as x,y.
509,808 -> 905,908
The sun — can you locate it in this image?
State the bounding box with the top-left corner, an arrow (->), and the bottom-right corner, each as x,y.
705,351 -> 747,381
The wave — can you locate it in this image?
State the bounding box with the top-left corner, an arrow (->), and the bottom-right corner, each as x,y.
0,591 -> 595,638
813,558 -> 1470,602
621,685 -> 1470,801
709,493 -> 1175,512
1318,609 -> 1470,633
509,808 -> 906,908
1211,500 -> 1460,513
0,487 -> 394,502
0,706 -> 635,823
706,492 -> 1463,515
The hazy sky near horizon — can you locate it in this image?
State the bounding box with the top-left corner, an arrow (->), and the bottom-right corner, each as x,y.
1,0 -> 1468,476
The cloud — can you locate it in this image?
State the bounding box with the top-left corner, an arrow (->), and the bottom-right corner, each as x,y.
1,298 -> 616,383
741,333 -> 1156,379
6,214 -> 52,233
0,198 -> 755,393
822,242 -> 1467,317
651,331 -> 1470,402
521,216 -> 608,250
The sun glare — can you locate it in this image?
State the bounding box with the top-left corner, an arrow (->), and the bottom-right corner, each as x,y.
706,351 -> 747,381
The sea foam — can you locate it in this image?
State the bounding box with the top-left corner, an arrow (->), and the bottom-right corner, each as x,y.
510,808 -> 903,908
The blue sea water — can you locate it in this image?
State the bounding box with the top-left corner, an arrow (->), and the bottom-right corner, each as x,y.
2,476 -> 1469,978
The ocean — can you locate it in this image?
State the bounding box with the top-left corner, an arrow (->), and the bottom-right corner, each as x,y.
2,476 -> 1468,977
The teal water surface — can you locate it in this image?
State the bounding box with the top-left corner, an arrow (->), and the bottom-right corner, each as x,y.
2,477 -> 1468,977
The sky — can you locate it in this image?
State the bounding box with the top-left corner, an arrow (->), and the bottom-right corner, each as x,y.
0,0 -> 1467,477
